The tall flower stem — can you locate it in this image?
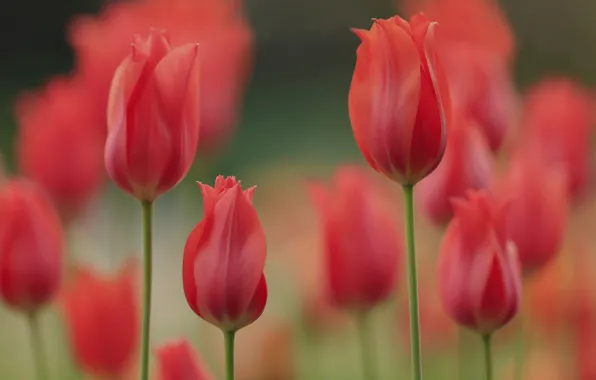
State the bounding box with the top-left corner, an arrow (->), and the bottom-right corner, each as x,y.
140,200 -> 153,380
482,334 -> 493,380
402,184 -> 423,380
28,312 -> 49,380
514,315 -> 525,380
355,312 -> 377,380
224,330 -> 236,380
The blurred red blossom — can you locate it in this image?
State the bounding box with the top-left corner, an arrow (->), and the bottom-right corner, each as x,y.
68,0 -> 253,152
0,179 -> 64,312
15,75 -> 105,222
61,261 -> 139,379
154,339 -> 213,380
417,115 -> 493,225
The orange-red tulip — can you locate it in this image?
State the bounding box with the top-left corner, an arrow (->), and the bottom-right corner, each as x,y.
155,339 -> 212,380
417,115 -> 493,224
438,190 -> 521,334
349,14 -> 450,185
183,176 -> 267,332
0,179 -> 64,311
308,166 -> 403,311
105,29 -> 200,202
15,76 -> 105,221
61,262 -> 139,378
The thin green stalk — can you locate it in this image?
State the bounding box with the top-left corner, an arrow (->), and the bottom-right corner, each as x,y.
355,312 -> 377,380
402,184 -> 422,380
482,334 -> 493,380
140,200 -> 153,380
514,316 -> 525,380
28,312 -> 49,380
224,331 -> 236,380
458,328 -> 466,380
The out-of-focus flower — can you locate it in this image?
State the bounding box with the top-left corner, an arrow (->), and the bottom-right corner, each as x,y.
252,322 -> 295,380
154,339 -> 213,380
15,75 -> 105,222
496,147 -> 569,274
183,176 -> 267,332
519,78 -> 593,198
349,14 -> 450,185
417,115 -> 493,224
61,261 -> 139,378
308,166 -> 403,311
438,190 -> 521,334
104,29 -> 200,202
69,0 -> 252,152
0,179 -> 64,312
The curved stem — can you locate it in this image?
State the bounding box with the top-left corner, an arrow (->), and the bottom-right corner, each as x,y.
224,331 -> 236,380
482,334 -> 493,380
402,184 -> 423,380
28,312 -> 49,380
355,312 -> 377,380
140,200 -> 153,380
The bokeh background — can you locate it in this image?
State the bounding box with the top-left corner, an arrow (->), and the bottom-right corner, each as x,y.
1,0 -> 596,379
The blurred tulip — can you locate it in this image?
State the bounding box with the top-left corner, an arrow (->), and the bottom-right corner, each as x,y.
349,14 -> 450,185
61,261 -> 139,378
417,116 -> 493,224
155,339 -> 213,380
104,29 -> 200,202
438,190 -> 522,334
0,179 -> 64,312
183,176 -> 267,332
308,166 -> 403,311
497,148 -> 569,274
519,78 -> 593,198
69,0 -> 252,152
15,75 -> 105,222
252,323 -> 295,380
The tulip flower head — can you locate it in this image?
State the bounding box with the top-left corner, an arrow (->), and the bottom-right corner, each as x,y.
438,190 -> 522,334
349,14 -> 450,185
155,339 -> 213,380
105,29 -> 200,202
183,176 -> 267,332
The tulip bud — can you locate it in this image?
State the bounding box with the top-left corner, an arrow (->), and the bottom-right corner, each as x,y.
0,179 -> 64,312
105,29 -> 200,202
61,262 -> 139,378
308,166 -> 403,311
349,14 -> 450,185
438,190 -> 521,334
183,176 -> 267,332
155,339 -> 213,380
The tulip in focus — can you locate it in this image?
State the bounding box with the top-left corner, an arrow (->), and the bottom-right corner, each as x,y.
105,29 -> 200,202
61,261 -> 139,378
0,179 -> 64,311
308,166 -> 403,311
438,190 -> 522,334
183,176 -> 267,332
155,339 -> 213,380
418,115 -> 493,224
349,14 -> 450,185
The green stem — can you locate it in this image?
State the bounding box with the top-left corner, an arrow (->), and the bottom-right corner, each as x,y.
224,331 -> 236,380
458,328 -> 466,380
28,313 -> 49,380
355,312 -> 377,380
140,200 -> 153,380
514,316 -> 524,380
402,184 -> 423,380
482,334 -> 493,380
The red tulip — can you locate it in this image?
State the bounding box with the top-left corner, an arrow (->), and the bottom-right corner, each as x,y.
104,29 -> 200,202
15,75 -> 105,221
519,78 -> 593,198
183,176 -> 267,332
349,14 -> 450,185
308,166 -> 403,311
61,261 -> 139,378
497,148 -> 569,274
417,115 -> 493,224
438,190 -> 521,334
0,179 -> 64,312
155,339 -> 212,380
69,0 -> 252,151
